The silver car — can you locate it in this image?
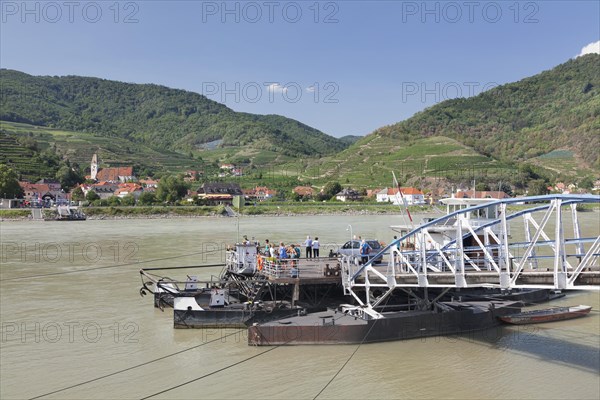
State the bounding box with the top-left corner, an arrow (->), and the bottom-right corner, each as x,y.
336,240 -> 383,263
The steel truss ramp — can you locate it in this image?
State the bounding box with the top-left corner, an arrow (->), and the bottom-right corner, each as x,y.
341,195 -> 600,311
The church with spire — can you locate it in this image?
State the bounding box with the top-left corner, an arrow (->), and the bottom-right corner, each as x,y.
90,153 -> 136,183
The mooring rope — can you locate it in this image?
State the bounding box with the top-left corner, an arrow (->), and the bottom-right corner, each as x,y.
313,296 -> 393,399
140,345 -> 281,399
1,249 -> 221,282
28,329 -> 245,400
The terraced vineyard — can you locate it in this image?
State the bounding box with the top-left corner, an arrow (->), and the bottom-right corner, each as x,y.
297,135 -> 513,187
0,133 -> 57,180
0,121 -> 203,175
532,149 -> 595,179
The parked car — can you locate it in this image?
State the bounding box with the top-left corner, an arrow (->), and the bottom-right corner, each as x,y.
337,239 -> 383,263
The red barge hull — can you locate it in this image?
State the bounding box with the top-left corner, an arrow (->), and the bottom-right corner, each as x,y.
498,305 -> 592,325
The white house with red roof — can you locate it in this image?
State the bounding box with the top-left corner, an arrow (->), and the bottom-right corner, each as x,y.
254,186 -> 276,201
244,186 -> 277,201
232,168 -> 243,177
376,187 -> 425,205
114,183 -> 144,199
139,178 -> 159,188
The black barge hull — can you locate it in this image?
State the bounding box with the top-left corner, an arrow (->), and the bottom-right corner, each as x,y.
248,301 -> 522,345
174,307 -> 305,329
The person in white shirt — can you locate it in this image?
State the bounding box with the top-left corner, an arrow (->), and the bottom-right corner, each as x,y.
312,237 -> 320,258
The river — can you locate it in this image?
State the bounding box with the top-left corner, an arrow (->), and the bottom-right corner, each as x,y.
1,213 -> 599,399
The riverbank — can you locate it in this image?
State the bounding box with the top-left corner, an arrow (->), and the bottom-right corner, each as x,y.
0,203 -> 429,221
3,203 -> 597,221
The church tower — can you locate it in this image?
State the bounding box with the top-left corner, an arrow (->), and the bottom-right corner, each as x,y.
91,153 -> 98,180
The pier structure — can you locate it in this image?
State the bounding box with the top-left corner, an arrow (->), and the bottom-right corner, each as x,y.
140,255 -> 346,310
253,256 -> 344,305
341,195 -> 600,314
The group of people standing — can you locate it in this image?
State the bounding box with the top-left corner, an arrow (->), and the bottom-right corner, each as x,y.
261,236 -> 320,260
303,236 -> 320,258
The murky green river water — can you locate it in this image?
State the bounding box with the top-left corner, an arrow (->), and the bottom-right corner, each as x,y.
1,213 -> 599,399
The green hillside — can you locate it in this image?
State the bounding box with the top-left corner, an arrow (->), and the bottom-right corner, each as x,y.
0,121 -> 205,181
297,55 -> 599,190
294,135 -> 508,188
1,55 -> 597,191
370,54 -> 600,171
0,69 -> 347,159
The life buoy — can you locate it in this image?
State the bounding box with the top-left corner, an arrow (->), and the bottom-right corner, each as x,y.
257,255 -> 264,271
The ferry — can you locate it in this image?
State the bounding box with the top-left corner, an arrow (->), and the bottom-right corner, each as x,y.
136,194 -> 599,344
44,205 -> 87,221
247,194 -> 600,345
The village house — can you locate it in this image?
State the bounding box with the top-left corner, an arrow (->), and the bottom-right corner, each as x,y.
217,164 -> 242,177
376,187 -> 425,205
553,182 -> 567,193
232,168 -> 243,177
79,182 -> 119,199
366,188 -> 382,198
196,182 -> 243,205
19,181 -> 66,205
547,182 -> 583,194
242,188 -> 256,199
139,178 -> 159,188
243,186 -> 277,202
452,190 -> 511,200
20,182 -> 49,202
254,186 -> 276,201
335,188 -> 362,202
36,179 -> 62,192
293,186 -> 314,198
114,183 -> 144,199
184,170 -> 201,182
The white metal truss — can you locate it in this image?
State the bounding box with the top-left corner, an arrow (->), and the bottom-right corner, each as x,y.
342,195 -> 600,311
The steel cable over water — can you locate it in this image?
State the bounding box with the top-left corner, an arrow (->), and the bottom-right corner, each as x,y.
27,329 -> 246,400
0,249 -> 223,282
313,295 -> 394,399
139,345 -> 282,399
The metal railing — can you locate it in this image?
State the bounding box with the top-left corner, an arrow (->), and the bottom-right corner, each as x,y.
258,256 -> 341,279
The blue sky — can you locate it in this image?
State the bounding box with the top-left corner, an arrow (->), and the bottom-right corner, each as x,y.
1,1 -> 599,137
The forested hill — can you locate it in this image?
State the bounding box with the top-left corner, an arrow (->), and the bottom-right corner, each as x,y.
368,54 -> 600,170
0,69 -> 347,157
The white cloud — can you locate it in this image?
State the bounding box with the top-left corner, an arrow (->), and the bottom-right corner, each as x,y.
267,83 -> 287,93
576,40 -> 600,57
